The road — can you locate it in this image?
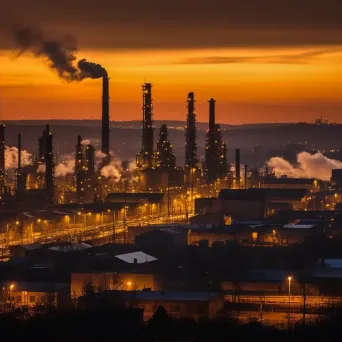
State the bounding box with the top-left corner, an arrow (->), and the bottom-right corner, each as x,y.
0,211 -> 190,258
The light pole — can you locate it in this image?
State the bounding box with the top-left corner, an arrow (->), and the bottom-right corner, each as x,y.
288,276 -> 292,329
9,284 -> 14,310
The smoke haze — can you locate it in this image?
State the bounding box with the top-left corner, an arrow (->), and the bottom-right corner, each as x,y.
12,27 -> 107,81
5,146 -> 32,169
267,152 -> 342,181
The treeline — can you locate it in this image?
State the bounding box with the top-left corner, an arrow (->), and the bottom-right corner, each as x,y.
1,305 -> 342,341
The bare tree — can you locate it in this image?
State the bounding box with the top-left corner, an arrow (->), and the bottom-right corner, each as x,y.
39,292 -> 57,313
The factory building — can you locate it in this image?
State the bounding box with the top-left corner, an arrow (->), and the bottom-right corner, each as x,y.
195,188 -> 309,221
262,177 -> 318,191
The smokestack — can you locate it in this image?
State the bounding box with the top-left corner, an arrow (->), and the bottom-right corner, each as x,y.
18,134 -> 21,171
45,125 -> 54,204
235,149 -> 240,189
244,164 -> 248,189
136,83 -> 154,169
102,76 -> 110,156
0,124 -> 5,188
208,98 -> 216,133
185,92 -> 198,169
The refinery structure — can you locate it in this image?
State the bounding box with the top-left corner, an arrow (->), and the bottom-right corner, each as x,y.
0,78 -> 315,258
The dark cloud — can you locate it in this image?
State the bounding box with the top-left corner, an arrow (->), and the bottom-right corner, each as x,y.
1,0 -> 342,49
177,48 -> 342,65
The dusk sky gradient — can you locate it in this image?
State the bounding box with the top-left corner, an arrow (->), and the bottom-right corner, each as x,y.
0,0 -> 341,124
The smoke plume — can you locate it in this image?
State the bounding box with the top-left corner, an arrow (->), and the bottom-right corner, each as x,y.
12,27 -> 107,81
5,146 -> 32,169
267,152 -> 342,181
55,154 -> 75,177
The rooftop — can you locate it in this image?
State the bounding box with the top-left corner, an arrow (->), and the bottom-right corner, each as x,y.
115,251 -> 157,264
218,188 -> 308,201
264,178 -> 315,185
135,291 -> 219,302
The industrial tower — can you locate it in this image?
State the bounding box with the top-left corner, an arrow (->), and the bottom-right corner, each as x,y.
156,124 -> 176,169
102,75 -> 110,156
205,99 -> 227,183
44,125 -> 54,204
75,135 -> 85,203
16,134 -> 26,199
0,124 -> 5,190
185,92 -> 198,169
136,83 -> 155,169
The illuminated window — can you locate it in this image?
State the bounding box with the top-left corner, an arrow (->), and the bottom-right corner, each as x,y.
252,232 -> 258,241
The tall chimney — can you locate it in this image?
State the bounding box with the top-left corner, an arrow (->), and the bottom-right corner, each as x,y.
102,75 -> 110,155
18,134 -> 21,171
208,98 -> 216,134
136,83 -> 154,168
45,125 -> 54,204
235,149 -> 240,189
185,92 -> 198,169
0,124 -> 5,188
244,164 -> 248,189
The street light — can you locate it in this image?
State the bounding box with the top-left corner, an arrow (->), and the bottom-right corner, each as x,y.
288,276 -> 292,329
9,284 -> 14,310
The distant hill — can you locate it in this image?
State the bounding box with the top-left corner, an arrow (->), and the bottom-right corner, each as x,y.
1,120 -> 341,167
2,120 -> 294,131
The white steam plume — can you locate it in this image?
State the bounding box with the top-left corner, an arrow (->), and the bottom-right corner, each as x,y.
100,160 -> 122,182
95,150 -> 107,170
127,160 -> 136,172
267,152 -> 342,181
5,146 -> 32,169
55,154 -> 75,177
81,139 -> 91,145
37,164 -> 46,173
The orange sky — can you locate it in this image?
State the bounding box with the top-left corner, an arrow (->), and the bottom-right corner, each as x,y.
1,46 -> 342,124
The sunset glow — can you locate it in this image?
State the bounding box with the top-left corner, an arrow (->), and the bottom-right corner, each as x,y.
1,46 -> 341,124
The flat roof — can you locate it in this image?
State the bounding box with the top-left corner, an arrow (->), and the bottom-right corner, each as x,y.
115,251 -> 157,264
136,291 -> 219,301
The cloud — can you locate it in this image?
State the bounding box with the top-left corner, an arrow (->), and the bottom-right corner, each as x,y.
1,1 -> 342,49
177,48 -> 342,65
